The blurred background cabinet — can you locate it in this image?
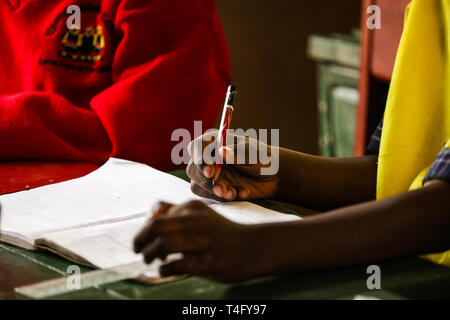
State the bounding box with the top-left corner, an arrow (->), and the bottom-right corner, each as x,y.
307,31 -> 360,157
216,0 -> 361,155
216,0 -> 410,157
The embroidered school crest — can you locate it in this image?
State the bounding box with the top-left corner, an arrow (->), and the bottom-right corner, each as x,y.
59,25 -> 105,64
41,5 -> 118,72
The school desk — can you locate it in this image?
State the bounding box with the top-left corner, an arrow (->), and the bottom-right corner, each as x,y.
1,162 -> 450,300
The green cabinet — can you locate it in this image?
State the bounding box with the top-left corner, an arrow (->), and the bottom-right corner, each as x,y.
308,31 -> 360,157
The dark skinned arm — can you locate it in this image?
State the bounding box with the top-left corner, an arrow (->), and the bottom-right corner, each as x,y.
259,180 -> 450,274
134,180 -> 450,283
187,133 -> 377,212
275,148 -> 378,211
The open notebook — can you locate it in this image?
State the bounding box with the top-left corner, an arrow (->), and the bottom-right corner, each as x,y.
0,158 -> 300,280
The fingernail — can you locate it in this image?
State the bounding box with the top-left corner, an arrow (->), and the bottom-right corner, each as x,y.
225,190 -> 234,200
203,166 -> 213,178
213,185 -> 223,197
239,189 -> 250,199
150,202 -> 163,216
149,201 -> 171,220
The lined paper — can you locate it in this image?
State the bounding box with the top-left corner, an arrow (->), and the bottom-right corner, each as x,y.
38,204 -> 299,269
0,158 -> 300,270
212,202 -> 300,224
39,217 -> 147,269
0,159 -> 200,243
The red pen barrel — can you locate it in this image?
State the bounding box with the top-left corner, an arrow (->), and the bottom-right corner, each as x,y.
215,105 -> 234,168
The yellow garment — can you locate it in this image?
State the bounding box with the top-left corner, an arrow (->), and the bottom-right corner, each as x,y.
377,0 -> 450,266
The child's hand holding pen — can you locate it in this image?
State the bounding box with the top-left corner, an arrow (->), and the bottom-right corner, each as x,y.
187,132 -> 280,201
186,85 -> 280,202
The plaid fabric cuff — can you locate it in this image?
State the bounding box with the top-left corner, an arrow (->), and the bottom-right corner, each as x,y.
423,147 -> 450,184
366,119 -> 383,154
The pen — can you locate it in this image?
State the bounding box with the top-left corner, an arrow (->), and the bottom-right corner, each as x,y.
212,85 -> 237,185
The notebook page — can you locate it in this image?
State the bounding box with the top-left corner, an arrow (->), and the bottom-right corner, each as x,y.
0,158 -> 300,251
37,217 -> 147,269
0,158 -> 200,244
212,202 -> 300,224
39,205 -> 299,272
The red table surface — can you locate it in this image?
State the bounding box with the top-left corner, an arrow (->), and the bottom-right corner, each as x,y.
0,161 -> 100,195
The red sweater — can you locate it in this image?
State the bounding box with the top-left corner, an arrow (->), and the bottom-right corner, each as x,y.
0,0 -> 230,171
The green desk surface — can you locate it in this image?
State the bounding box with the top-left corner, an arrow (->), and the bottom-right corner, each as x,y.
1,171 -> 450,300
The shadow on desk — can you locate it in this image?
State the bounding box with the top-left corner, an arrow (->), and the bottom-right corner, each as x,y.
221,258 -> 450,300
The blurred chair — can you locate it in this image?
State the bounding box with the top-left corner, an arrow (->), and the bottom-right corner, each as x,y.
355,0 -> 411,156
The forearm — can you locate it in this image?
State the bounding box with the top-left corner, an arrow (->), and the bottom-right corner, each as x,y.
275,148 -> 378,210
0,92 -> 111,162
260,180 -> 450,274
